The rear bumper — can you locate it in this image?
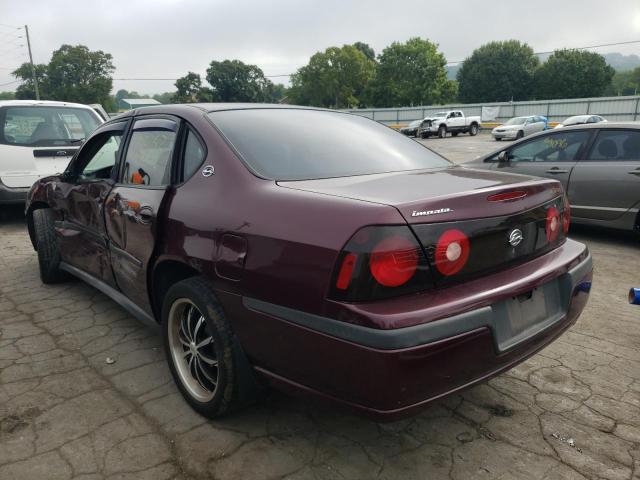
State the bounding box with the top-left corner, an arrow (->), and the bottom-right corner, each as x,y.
0,180 -> 28,205
227,239 -> 592,420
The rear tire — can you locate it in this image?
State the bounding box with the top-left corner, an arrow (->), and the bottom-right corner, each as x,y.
32,208 -> 67,284
162,276 -> 260,418
469,123 -> 479,136
438,125 -> 447,138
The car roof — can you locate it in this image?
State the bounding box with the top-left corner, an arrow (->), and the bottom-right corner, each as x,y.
121,103 -> 333,117
0,99 -> 95,109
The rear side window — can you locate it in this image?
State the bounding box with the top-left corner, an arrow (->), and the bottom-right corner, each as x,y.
0,106 -> 101,146
508,131 -> 590,163
183,129 -> 206,180
122,119 -> 177,186
207,109 -> 450,181
588,130 -> 640,161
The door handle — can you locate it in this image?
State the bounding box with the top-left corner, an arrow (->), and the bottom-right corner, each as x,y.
545,168 -> 569,174
136,205 -> 154,224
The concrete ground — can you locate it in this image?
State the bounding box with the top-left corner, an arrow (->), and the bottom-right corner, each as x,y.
1,133 -> 639,480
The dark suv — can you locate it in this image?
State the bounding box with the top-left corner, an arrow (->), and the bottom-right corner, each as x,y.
26,104 -> 592,420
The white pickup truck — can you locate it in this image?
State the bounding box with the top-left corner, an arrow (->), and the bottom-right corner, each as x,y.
418,110 -> 482,139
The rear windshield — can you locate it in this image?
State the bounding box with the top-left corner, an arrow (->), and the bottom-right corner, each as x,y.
207,109 -> 450,180
0,106 -> 101,147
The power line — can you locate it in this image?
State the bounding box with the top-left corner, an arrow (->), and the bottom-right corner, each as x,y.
0,79 -> 19,87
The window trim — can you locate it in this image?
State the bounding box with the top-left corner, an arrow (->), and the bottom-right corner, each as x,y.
581,128 -> 640,162
176,124 -> 208,184
115,113 -> 181,188
486,129 -> 594,163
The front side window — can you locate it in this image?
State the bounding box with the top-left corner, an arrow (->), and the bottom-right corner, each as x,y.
208,109 -> 450,181
1,106 -> 101,146
588,130 -> 640,161
77,132 -> 122,180
508,131 -> 590,163
122,120 -> 177,186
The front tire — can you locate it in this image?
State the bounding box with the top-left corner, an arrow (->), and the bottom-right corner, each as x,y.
516,130 -> 524,140
32,208 -> 67,284
438,125 -> 447,138
162,277 -> 256,418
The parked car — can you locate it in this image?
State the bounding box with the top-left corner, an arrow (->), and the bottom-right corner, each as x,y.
419,110 -> 481,138
555,115 -> 607,128
492,116 -> 547,141
467,123 -> 640,232
400,119 -> 423,137
0,100 -> 103,204
26,104 -> 592,420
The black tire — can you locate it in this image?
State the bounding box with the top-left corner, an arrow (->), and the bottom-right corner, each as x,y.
516,130 -> 524,140
438,125 -> 447,138
162,276 -> 259,418
469,123 -> 479,136
32,208 -> 67,284
451,132 -> 459,137
495,137 -> 502,141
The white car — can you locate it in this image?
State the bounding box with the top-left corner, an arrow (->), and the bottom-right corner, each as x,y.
492,115 -> 547,141
421,110 -> 482,138
0,100 -> 103,204
554,115 -> 607,129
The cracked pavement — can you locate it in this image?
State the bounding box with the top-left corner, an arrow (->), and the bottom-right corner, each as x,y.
1,135 -> 639,480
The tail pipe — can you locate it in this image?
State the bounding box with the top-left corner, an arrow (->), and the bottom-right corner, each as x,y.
629,288 -> 640,306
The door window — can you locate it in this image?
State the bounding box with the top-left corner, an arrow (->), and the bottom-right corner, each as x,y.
122,119 -> 177,186
77,132 -> 122,180
587,130 -> 640,161
183,129 -> 206,180
508,131 -> 590,163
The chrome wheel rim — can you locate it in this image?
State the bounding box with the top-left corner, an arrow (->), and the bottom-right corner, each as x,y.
168,298 -> 219,402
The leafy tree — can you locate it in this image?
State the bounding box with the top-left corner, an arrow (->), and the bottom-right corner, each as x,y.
45,45 -> 115,105
456,40 -> 539,103
353,42 -> 376,62
152,92 -> 175,104
534,49 -> 615,99
205,60 -> 273,102
606,68 -> 640,96
365,38 -> 455,107
12,63 -> 48,99
0,91 -> 15,100
172,72 -> 211,103
289,45 -> 375,108
265,83 -> 287,103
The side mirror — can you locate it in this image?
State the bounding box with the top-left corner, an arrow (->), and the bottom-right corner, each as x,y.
497,151 -> 510,163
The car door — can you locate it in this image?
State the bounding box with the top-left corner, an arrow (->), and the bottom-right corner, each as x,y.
568,128 -> 640,222
105,116 -> 179,314
54,121 -> 127,286
494,129 -> 593,192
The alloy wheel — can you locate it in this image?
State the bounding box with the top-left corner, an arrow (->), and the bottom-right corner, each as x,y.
167,298 -> 219,402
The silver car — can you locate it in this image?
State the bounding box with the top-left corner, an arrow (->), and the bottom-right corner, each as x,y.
468,123 -> 640,232
492,115 -> 547,141
554,115 -> 607,129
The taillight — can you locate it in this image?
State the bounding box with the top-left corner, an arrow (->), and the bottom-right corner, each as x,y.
330,226 -> 433,302
487,190 -> 527,202
434,229 -> 470,276
546,206 -> 560,242
562,197 -> 571,234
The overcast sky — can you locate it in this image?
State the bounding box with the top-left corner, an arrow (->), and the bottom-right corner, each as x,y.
1,0 -> 640,95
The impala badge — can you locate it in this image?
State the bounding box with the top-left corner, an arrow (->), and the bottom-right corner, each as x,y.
508,229 -> 523,247
411,207 -> 452,217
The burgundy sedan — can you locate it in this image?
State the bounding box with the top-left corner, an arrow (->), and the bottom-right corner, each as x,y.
25,104 -> 592,420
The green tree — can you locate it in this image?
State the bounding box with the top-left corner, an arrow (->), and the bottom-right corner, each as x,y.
205,60 -> 273,102
289,45 -> 375,108
153,92 -> 175,104
12,63 -> 48,99
265,83 -> 287,103
0,91 -> 15,100
456,40 -> 539,103
353,42 -> 376,62
172,72 -> 211,103
606,68 -> 640,96
365,38 -> 456,107
534,49 -> 615,99
44,45 -> 115,105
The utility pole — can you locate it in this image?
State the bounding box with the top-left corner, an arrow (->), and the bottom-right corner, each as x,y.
24,25 -> 39,100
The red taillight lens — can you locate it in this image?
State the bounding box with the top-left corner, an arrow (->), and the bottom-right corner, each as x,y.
434,229 -> 470,276
546,206 -> 561,242
562,198 -> 571,234
335,253 -> 357,290
487,190 -> 527,202
369,235 -> 418,287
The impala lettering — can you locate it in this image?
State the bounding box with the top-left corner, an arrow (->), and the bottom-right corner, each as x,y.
411,207 -> 452,217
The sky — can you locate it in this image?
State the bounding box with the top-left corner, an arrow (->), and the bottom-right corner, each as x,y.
1,0 -> 640,95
